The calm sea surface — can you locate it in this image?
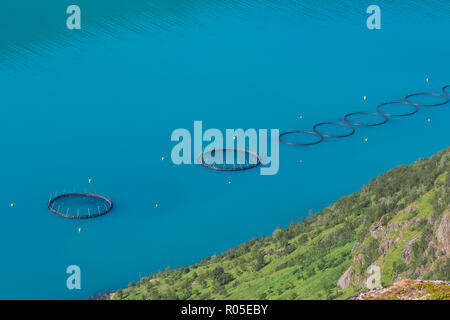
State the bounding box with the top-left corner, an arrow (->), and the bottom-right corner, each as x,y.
0,1 -> 449,299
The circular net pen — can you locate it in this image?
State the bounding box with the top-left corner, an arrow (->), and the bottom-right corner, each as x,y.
312,121 -> 355,138
403,92 -> 449,107
376,101 -> 418,117
48,193 -> 113,219
279,130 -> 323,146
343,111 -> 388,126
198,148 -> 261,171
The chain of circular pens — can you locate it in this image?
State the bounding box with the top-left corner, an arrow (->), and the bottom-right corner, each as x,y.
279,85 -> 449,146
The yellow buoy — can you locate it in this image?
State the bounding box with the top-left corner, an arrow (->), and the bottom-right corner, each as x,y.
88,178 -> 92,183
78,228 -> 81,233
365,138 -> 368,142
10,203 -> 14,207
161,157 -> 165,161
426,77 -> 429,83
233,136 -> 236,140
427,118 -> 431,123
364,96 -> 367,101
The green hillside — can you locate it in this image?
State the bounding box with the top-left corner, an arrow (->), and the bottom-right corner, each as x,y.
114,148 -> 450,300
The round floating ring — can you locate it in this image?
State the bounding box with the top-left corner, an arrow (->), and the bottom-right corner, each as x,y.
343,111 -> 388,126
279,130 -> 323,146
48,193 -> 113,219
376,101 -> 418,117
312,121 -> 355,138
198,148 -> 261,171
403,92 -> 449,107
443,85 -> 450,96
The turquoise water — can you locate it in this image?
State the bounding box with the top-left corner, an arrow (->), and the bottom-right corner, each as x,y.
0,1 -> 449,299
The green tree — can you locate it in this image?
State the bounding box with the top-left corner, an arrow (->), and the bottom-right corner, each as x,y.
254,252 -> 265,271
211,267 -> 233,285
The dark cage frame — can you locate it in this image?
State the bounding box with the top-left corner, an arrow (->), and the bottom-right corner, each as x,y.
403,92 -> 449,107
48,192 -> 113,219
279,130 -> 323,146
198,148 -> 262,171
343,111 -> 388,127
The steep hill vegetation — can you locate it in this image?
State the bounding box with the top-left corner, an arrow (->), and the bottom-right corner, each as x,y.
113,147 -> 449,300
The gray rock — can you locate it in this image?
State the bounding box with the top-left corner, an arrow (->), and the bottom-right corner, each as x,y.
337,266 -> 353,289
435,210 -> 450,256
402,237 -> 420,262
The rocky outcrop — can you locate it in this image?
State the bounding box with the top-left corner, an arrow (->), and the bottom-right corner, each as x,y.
379,237 -> 396,254
404,205 -> 418,214
402,237 -> 420,262
370,222 -> 384,239
337,266 -> 353,289
435,210 -> 450,256
348,279 -> 450,300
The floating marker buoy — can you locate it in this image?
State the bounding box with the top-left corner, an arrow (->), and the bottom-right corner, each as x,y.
427,118 -> 431,123
88,178 -> 92,183
365,138 -> 368,142
155,204 -> 159,208
426,77 -> 429,83
161,157 -> 165,161
10,203 -> 14,207
364,96 -> 367,101
78,228 -> 81,233
228,180 -> 231,184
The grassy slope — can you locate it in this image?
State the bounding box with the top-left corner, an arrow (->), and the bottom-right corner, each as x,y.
115,148 -> 449,300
